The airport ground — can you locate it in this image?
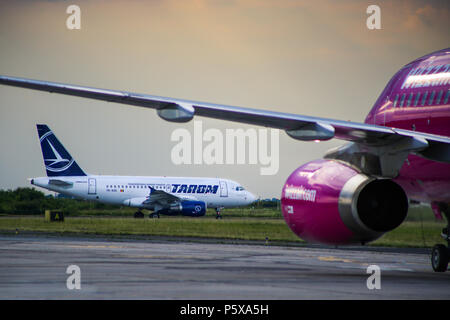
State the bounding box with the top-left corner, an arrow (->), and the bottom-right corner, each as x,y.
0,233 -> 449,300
0,206 -> 449,300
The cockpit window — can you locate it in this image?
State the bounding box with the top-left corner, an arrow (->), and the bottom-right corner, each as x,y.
236,186 -> 245,191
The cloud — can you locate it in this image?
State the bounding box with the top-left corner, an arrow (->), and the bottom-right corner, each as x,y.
403,3 -> 448,31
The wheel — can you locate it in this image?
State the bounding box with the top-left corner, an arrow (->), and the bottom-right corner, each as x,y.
431,244 -> 449,272
134,211 -> 144,219
149,213 -> 160,219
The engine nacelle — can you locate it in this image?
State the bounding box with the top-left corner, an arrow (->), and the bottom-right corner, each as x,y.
160,200 -> 207,217
281,159 -> 408,245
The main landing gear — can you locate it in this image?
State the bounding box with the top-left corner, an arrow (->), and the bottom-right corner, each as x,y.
134,210 -> 145,219
133,210 -> 160,219
431,203 -> 450,272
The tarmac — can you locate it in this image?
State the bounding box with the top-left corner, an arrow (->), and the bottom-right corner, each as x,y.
0,233 -> 449,299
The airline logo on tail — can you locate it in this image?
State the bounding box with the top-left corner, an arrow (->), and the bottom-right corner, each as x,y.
40,131 -> 74,172
37,124 -> 86,177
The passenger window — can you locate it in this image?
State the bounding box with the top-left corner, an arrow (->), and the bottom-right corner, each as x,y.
436,90 -> 443,105
393,94 -> 399,107
444,90 -> 450,104
399,94 -> 406,107
421,91 -> 428,106
428,91 -> 436,106
413,92 -> 421,107
406,93 -> 413,107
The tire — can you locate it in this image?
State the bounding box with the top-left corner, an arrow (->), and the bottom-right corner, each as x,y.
431,244 -> 449,272
134,212 -> 144,219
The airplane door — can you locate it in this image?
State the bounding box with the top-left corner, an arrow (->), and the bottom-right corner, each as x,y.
219,180 -> 228,197
88,178 -> 97,195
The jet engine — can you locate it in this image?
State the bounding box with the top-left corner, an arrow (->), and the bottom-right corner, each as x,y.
281,159 -> 408,245
160,200 -> 207,217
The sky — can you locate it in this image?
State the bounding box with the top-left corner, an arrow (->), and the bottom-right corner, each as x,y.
0,0 -> 449,198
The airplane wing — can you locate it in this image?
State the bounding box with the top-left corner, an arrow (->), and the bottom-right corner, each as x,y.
1,75 -> 449,175
143,187 -> 180,207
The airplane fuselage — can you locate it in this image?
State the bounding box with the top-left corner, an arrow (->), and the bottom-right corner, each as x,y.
32,176 -> 254,210
365,48 -> 450,204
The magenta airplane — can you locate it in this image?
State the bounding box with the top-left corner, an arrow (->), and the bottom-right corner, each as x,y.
1,48 -> 449,272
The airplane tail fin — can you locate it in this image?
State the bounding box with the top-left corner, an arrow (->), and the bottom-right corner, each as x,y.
36,124 -> 87,177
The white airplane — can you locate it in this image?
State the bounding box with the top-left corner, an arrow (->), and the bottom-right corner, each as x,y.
31,124 -> 256,218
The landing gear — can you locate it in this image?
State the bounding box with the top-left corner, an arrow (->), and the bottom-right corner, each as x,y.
431,203 -> 450,272
215,207 -> 223,220
134,210 -> 145,219
432,244 -> 449,272
149,212 -> 160,219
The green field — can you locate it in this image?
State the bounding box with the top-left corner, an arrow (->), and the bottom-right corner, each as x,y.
0,213 -> 446,248
0,193 -> 447,248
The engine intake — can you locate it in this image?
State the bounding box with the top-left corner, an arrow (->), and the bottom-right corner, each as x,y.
339,174 -> 408,240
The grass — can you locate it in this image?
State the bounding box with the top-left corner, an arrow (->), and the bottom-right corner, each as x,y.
0,214 -> 446,248
0,216 -> 299,242
70,207 -> 283,218
372,221 -> 446,247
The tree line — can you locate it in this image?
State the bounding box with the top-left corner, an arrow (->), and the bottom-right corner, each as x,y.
0,188 -> 116,215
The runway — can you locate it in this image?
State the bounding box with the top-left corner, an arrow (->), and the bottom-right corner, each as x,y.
0,234 -> 448,299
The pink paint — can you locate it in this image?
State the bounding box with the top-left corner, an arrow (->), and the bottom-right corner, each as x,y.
365,48 -> 450,204
281,48 -> 450,245
281,160 -> 357,244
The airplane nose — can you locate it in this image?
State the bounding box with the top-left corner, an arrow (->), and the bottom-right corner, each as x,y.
247,192 -> 257,204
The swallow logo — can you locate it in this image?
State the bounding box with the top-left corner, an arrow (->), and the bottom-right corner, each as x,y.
40,131 -> 74,173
